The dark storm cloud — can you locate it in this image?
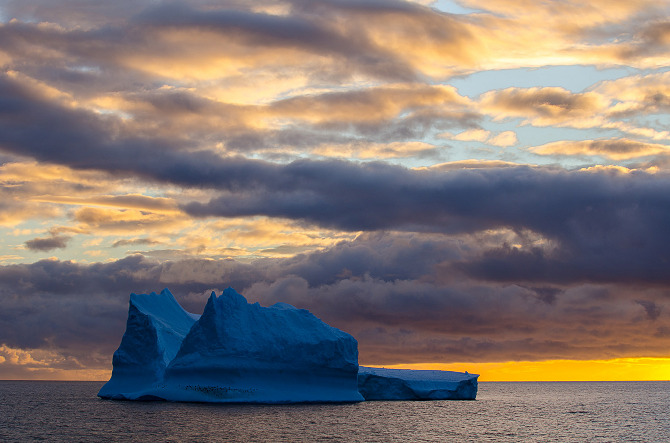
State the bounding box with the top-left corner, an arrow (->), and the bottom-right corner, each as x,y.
0,255 -> 260,356
635,299 -> 662,321
185,165 -> 670,285
2,71 -> 669,286
1,235 -> 668,369
24,235 -> 70,252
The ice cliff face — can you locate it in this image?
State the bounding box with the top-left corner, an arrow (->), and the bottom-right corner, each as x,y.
163,288 -> 362,402
98,289 -> 199,399
357,367 -> 479,400
99,288 -> 363,403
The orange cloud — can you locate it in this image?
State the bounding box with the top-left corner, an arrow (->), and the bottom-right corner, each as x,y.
0,344 -> 109,381
480,87 -> 609,127
269,83 -> 469,125
531,138 -> 670,160
488,130 -> 517,147
596,71 -> 670,117
450,129 -> 490,142
73,207 -> 189,234
175,217 -> 358,260
443,129 -> 518,147
312,141 -> 438,159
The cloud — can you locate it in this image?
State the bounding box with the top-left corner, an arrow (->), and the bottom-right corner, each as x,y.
451,129 -> 490,142
0,234 -> 668,368
479,86 -> 609,127
2,6 -> 668,177
2,0 -> 665,104
478,81 -> 670,142
269,83 -> 471,129
112,238 -> 161,248
635,299 -> 661,321
595,71 -> 670,118
1,0 -> 670,375
2,66 -> 670,285
24,235 -> 70,252
443,129 -> 517,147
0,343 -> 109,380
488,130 -> 517,147
0,73 -> 476,180
0,255 -> 23,263
311,141 -> 439,159
417,159 -> 524,170
73,207 -> 188,234
531,138 -> 670,160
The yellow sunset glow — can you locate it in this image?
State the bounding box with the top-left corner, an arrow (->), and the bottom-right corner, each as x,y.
7,358 -> 670,382
388,358 -> 670,381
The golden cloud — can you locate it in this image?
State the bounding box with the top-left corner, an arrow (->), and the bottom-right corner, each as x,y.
0,344 -> 109,380
312,141 -> 437,159
174,217 -> 358,260
488,130 -> 518,147
531,138 -> 670,160
450,129 -> 491,142
269,83 -> 469,125
480,86 -> 609,127
443,129 -> 518,147
73,207 -> 189,234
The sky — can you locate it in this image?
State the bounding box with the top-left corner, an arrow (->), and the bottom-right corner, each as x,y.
0,0 -> 669,381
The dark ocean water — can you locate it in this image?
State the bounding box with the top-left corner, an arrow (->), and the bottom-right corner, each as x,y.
0,380 -> 668,442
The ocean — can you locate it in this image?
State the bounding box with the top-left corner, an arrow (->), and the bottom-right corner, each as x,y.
1,381 -> 668,442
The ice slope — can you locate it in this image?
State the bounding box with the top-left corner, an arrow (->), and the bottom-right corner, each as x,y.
98,289 -> 199,399
161,288 -> 363,403
358,367 -> 479,400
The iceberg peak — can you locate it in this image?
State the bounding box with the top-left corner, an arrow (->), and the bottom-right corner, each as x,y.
98,288 -> 199,399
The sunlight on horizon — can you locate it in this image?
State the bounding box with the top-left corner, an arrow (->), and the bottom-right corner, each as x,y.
387,358 -> 670,382
3,358 -> 669,382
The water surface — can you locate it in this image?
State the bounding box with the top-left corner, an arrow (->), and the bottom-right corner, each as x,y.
1,381 -> 668,442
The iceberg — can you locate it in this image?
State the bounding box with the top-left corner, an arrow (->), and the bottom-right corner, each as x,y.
99,288 -> 363,403
99,287 -> 477,403
358,367 -> 478,400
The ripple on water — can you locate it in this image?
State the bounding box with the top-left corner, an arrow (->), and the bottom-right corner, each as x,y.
0,381 -> 669,442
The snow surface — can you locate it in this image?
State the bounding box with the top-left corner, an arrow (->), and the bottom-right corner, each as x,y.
99,288 -> 363,403
358,367 -> 479,400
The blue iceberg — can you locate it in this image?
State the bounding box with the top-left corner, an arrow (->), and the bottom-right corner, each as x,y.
99,288 -> 362,403
358,367 -> 478,400
99,288 -> 477,403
